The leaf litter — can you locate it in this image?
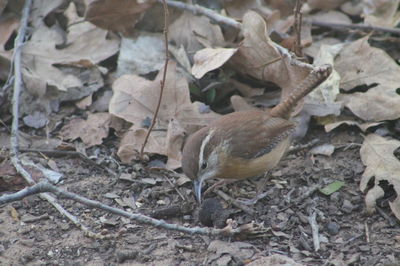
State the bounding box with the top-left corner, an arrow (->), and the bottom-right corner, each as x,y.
1,0 -> 400,265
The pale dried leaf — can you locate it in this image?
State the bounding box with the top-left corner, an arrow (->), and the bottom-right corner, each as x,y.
336,36 -> 400,121
76,94 -> 93,110
310,143 -> 335,156
308,10 -> 352,24
23,111 -> 48,129
110,62 -> 219,163
192,48 -> 238,79
169,12 -> 224,54
110,61 -> 219,129
165,119 -> 185,170
117,125 -> 165,163
230,95 -> 257,112
363,0 -> 400,27
305,43 -> 343,117
60,112 -> 111,147
360,134 -> 400,219
117,33 -> 165,77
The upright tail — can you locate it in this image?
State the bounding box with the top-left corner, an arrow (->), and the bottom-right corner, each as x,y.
269,64 -> 332,118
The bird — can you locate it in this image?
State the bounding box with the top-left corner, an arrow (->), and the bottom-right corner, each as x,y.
181,65 -> 332,202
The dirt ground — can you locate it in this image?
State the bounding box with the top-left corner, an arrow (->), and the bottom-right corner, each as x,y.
1,126 -> 400,265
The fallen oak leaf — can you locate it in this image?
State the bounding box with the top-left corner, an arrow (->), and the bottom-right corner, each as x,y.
335,36 -> 400,122
60,113 -> 112,147
230,10 -> 313,102
110,61 -> 220,165
360,134 -> 400,220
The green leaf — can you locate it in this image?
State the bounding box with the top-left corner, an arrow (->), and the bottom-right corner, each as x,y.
319,181 -> 345,195
189,84 -> 202,97
206,88 -> 216,104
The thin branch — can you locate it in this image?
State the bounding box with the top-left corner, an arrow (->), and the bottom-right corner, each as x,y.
140,0 -> 169,158
0,182 -> 266,237
308,211 -> 320,252
162,0 -> 241,29
310,20 -> 400,35
293,0 -> 303,57
9,0 -> 101,238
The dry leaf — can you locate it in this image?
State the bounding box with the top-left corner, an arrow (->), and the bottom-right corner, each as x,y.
117,125 -> 165,163
0,15 -> 19,79
21,2 -> 119,120
192,48 -> 238,79
359,134 -> 400,219
336,36 -> 400,121
325,120 -> 381,132
304,43 -> 343,117
169,12 -> 224,54
308,10 -> 352,24
60,112 -> 112,147
110,61 -> 219,165
310,143 -> 335,156
116,33 -> 165,77
230,95 -> 257,112
165,119 -> 185,170
363,0 -> 400,27
85,0 -> 155,35
230,11 -> 312,101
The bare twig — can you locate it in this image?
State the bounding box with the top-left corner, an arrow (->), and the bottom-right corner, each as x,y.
308,211 -> 320,252
310,20 -> 400,35
293,0 -> 303,57
162,0 -> 241,29
140,0 -> 169,159
288,138 -> 320,153
215,190 -> 256,216
0,182 -> 264,237
18,148 -> 117,177
364,222 -> 370,243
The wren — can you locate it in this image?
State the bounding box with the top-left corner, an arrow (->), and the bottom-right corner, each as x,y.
182,65 -> 332,202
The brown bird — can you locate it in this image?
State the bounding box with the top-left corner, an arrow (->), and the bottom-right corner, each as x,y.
182,65 -> 332,202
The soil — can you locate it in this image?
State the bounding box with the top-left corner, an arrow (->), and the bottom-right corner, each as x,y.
1,126 -> 399,265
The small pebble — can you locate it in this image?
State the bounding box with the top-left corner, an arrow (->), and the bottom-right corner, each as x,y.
326,221 -> 340,235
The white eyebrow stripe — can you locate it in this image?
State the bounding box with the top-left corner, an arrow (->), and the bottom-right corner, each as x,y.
199,130 -> 214,168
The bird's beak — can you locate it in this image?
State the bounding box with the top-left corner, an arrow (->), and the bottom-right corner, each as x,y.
193,179 -> 203,203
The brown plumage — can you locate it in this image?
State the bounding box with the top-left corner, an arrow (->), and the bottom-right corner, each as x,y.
182,65 -> 332,202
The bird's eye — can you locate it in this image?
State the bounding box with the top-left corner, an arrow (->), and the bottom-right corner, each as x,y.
201,162 -> 207,170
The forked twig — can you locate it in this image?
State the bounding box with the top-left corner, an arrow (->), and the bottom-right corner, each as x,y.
0,182 -> 268,238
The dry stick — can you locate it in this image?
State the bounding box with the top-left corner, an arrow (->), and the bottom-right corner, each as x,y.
140,0 -> 169,158
162,0 -> 241,29
215,190 -> 256,216
0,182 -> 262,237
9,0 -> 102,239
364,222 -> 370,243
308,211 -> 320,252
310,20 -> 400,35
293,0 -> 303,57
